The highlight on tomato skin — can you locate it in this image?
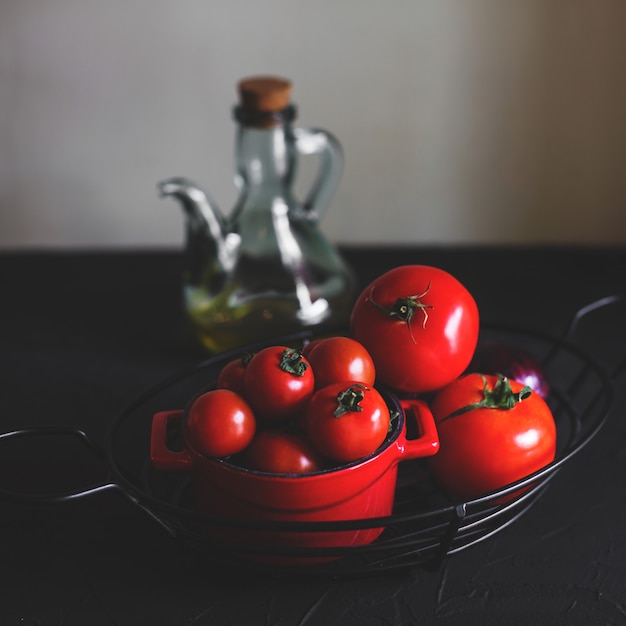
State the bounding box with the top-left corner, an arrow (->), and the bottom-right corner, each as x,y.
427,373 -> 557,501
349,265 -> 480,395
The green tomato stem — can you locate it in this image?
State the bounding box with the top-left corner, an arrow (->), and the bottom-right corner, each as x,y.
367,282 -> 433,343
279,348 -> 308,377
439,374 -> 532,423
334,384 -> 368,418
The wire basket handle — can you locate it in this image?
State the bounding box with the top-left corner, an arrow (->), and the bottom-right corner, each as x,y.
0,426 -> 120,503
558,293 -> 626,380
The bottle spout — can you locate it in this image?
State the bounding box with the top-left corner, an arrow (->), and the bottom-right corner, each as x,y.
158,177 -> 237,273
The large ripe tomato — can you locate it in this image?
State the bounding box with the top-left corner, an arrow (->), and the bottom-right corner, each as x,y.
304,382 -> 390,463
428,373 -> 557,500
306,336 -> 376,390
186,389 -> 256,458
350,265 -> 479,393
244,346 -> 314,421
242,430 -> 325,474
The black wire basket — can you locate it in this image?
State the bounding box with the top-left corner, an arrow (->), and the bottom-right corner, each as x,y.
1,296 -> 623,579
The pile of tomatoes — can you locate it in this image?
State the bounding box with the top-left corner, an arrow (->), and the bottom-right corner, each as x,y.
186,264 -> 557,501
187,337 -> 389,474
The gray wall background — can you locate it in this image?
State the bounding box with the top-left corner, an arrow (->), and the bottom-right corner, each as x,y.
2,0 -> 625,249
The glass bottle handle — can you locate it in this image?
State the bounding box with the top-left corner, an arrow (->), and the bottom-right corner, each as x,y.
293,127 -> 344,221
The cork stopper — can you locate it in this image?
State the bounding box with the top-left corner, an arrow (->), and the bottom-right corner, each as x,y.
237,76 -> 292,113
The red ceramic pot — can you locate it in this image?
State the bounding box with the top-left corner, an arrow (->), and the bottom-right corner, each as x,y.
150,390 -> 439,563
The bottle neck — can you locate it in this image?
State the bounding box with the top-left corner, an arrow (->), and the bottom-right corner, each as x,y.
233,105 -> 297,196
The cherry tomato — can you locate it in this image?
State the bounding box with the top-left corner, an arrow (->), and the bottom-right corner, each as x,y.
242,430 -> 325,474
244,346 -> 314,421
300,339 -> 325,359
216,353 -> 253,396
428,373 -> 557,500
186,389 -> 256,458
306,336 -> 376,389
304,382 -> 390,463
350,265 -> 479,394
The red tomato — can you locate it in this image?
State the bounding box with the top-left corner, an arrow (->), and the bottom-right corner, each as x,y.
300,339 -> 325,359
428,373 -> 557,500
306,336 -> 376,389
350,265 -> 479,393
244,346 -> 314,421
186,389 -> 256,458
216,353 -> 253,396
242,430 -> 325,474
304,382 -> 390,463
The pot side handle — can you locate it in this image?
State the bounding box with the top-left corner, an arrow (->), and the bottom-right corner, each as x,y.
150,410 -> 191,471
397,398 -> 440,460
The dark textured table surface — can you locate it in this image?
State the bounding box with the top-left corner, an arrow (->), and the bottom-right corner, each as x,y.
1,245 -> 625,625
